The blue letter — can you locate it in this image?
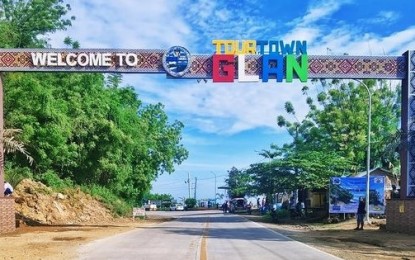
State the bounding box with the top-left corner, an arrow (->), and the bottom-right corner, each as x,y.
256,40 -> 268,55
262,54 -> 284,82
280,41 -> 295,55
269,40 -> 279,54
295,41 -> 307,55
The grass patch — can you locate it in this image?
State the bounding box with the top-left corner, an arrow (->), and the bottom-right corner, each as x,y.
81,184 -> 131,217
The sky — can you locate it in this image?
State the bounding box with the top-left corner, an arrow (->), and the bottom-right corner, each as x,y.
49,0 -> 415,202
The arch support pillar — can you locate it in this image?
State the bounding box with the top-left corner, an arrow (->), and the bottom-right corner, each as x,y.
401,50 -> 415,199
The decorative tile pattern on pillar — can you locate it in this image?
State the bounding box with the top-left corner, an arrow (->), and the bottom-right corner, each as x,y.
407,51 -> 415,197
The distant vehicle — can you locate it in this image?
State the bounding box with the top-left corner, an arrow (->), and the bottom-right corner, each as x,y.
175,204 -> 184,211
230,198 -> 248,213
170,204 -> 184,211
144,203 -> 157,211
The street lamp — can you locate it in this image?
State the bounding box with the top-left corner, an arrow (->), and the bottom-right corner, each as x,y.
321,79 -> 372,223
353,79 -> 372,224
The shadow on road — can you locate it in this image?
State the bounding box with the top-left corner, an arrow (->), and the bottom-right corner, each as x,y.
143,213 -> 293,242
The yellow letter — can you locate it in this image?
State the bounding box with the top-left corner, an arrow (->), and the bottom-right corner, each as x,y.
224,40 -> 236,54
212,40 -> 226,54
244,40 -> 257,54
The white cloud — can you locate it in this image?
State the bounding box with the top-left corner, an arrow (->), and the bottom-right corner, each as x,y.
283,27 -> 321,43
362,11 -> 400,25
50,0 -> 192,48
124,76 -> 310,135
180,133 -> 216,146
179,0 -> 277,51
377,27 -> 415,55
288,0 -> 352,27
313,25 -> 415,56
281,0 -> 414,56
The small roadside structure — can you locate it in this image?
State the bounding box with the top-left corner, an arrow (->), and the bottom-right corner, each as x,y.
133,207 -> 146,219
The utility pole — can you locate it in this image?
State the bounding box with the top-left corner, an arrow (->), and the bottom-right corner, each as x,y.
211,171 -> 217,204
194,177 -> 197,200
187,172 -> 191,200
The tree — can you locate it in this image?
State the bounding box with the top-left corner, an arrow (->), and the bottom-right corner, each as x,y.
277,79 -> 400,173
0,0 -> 74,188
246,161 -> 294,200
3,128 -> 33,165
143,193 -> 174,204
3,69 -> 188,205
185,198 -> 197,208
0,0 -> 189,207
0,0 -> 75,167
225,167 -> 251,198
248,147 -> 350,198
0,0 -> 74,48
247,79 -> 400,198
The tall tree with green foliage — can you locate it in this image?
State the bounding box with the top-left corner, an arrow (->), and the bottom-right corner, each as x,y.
4,68 -> 188,204
277,79 -> 400,173
0,0 -> 74,186
246,79 -> 400,196
0,0 -> 189,207
225,166 -> 251,198
248,147 -> 350,198
0,0 -> 74,47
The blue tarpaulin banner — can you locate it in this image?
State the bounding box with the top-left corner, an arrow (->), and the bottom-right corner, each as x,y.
329,176 -> 385,214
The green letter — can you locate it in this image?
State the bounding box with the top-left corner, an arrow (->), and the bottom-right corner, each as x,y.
286,55 -> 308,82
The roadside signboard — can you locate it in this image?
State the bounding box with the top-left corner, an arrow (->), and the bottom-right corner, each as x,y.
133,207 -> 146,219
329,177 -> 385,214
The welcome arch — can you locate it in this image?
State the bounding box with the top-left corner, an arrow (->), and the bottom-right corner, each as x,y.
0,46 -> 413,233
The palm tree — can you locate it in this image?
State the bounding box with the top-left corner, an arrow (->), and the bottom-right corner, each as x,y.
3,129 -> 33,165
2,129 -> 34,187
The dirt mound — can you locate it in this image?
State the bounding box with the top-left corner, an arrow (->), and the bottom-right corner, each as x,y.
13,179 -> 114,225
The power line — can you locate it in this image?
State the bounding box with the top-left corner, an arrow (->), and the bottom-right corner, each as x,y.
197,174 -> 227,181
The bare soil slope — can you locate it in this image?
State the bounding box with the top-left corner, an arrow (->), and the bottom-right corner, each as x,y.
0,179 -> 165,259
13,179 -> 114,225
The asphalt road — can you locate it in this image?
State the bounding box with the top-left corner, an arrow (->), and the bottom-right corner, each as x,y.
79,210 -> 341,260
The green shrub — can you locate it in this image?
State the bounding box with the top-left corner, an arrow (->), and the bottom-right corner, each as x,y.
82,184 -> 131,216
35,170 -> 73,191
185,198 -> 197,208
265,209 -> 290,222
273,209 -> 290,219
4,165 -> 33,187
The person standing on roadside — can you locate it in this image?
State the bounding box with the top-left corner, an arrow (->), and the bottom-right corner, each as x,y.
4,181 -> 13,196
222,201 -> 229,213
354,197 -> 366,230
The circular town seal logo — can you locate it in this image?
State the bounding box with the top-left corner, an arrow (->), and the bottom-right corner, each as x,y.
162,46 -> 191,77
